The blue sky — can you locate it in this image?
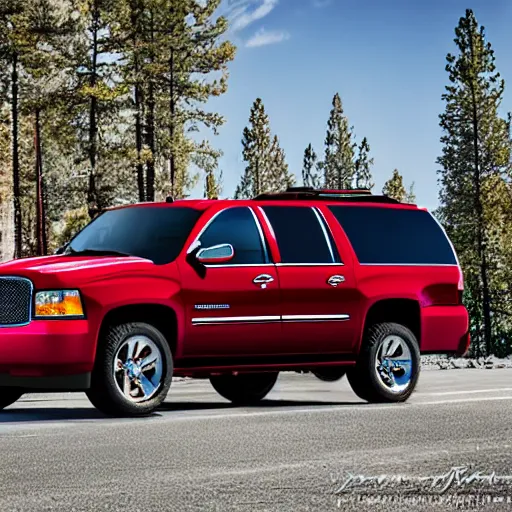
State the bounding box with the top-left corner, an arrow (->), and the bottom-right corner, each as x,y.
198,0 -> 512,210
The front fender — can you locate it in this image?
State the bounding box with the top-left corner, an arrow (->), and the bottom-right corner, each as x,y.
80,275 -> 184,356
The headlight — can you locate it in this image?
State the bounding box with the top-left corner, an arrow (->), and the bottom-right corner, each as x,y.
34,290 -> 85,318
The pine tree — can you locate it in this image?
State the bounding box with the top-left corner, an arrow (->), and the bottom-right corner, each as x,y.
354,137 -> 374,190
269,134 -> 295,190
437,9 -> 512,356
235,98 -> 272,199
302,143 -> 322,188
323,93 -> 356,189
112,0 -> 147,202
152,0 -> 235,199
0,0 -> 25,258
204,169 -> 222,199
76,0 -> 125,218
404,182 -> 416,203
0,0 -> 238,257
22,0 -> 79,255
193,140 -> 222,199
382,169 -> 406,202
0,0 -> 79,256
0,105 -> 13,260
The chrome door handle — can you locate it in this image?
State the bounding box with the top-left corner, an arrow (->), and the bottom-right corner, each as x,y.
253,274 -> 274,289
327,275 -> 345,287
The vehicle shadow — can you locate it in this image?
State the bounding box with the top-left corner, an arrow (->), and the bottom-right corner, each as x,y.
0,407 -> 107,423
0,398 -> 365,423
159,398 -> 363,411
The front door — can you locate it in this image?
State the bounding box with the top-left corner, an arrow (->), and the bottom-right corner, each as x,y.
259,205 -> 360,355
179,206 -> 281,358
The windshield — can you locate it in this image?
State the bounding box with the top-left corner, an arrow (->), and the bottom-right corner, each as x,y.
65,206 -> 203,265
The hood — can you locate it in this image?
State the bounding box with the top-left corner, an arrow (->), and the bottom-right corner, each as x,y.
0,254 -> 167,288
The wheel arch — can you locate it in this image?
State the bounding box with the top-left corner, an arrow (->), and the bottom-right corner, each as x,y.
96,303 -> 179,359
360,298 -> 421,351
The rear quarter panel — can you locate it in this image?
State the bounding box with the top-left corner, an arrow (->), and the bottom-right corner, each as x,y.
353,264 -> 468,354
320,204 -> 468,354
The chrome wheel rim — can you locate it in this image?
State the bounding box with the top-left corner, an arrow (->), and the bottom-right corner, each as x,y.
374,335 -> 413,393
114,335 -> 163,403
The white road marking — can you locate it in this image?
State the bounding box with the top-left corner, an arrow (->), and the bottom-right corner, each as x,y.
166,386 -> 512,396
420,388 -> 512,396
162,395 -> 512,423
0,394 -> 511,438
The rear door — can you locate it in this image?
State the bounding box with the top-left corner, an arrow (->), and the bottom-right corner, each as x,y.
179,205 -> 281,358
259,204 -> 360,355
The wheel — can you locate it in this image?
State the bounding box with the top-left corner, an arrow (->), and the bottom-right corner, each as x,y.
86,322 -> 173,417
312,368 -> 346,382
0,388 -> 23,410
347,322 -> 420,403
210,372 -> 279,405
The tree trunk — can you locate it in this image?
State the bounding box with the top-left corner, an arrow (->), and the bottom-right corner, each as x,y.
169,48 -> 176,197
145,9 -> 156,202
34,108 -> 47,256
134,87 -> 145,202
131,0 -> 145,203
469,31 -> 493,356
11,53 -> 22,259
87,1 -> 100,219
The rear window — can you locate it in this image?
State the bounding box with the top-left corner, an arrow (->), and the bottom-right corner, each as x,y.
328,206 -> 457,265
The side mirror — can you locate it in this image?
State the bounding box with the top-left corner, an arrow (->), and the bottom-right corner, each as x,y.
196,243 -> 234,264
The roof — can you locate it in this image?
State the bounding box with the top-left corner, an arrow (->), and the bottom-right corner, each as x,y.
252,187 -> 404,204
104,187 -> 418,212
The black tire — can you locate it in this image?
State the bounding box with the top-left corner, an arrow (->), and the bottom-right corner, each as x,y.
86,322 -> 173,417
210,372 -> 279,405
312,368 -> 346,382
0,388 -> 23,410
347,322 -> 420,403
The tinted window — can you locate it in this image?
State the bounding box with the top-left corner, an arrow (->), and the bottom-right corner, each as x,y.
199,207 -> 266,265
66,206 -> 202,265
328,206 -> 457,265
262,206 -> 339,264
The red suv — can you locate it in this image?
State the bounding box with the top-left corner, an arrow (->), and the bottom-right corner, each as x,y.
0,188 -> 470,416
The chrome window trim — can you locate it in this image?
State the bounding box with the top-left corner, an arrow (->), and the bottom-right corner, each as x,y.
328,205 -> 459,267
260,205 -> 341,266
188,207 -> 230,250
0,276 -> 34,328
312,207 -> 336,263
256,206 -> 276,241
249,207 -> 270,264
204,263 -> 275,269
428,210 -> 461,267
359,263 -> 459,267
187,206 -> 269,268
276,262 -> 344,267
315,207 -> 344,264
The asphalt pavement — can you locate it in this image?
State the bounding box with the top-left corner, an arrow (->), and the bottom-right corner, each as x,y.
1,369 -> 512,511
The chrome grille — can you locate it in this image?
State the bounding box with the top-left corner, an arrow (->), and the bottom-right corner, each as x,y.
0,277 -> 32,326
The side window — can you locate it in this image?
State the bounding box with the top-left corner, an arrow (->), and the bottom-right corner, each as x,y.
328,206 -> 458,265
199,207 -> 267,265
261,206 -> 340,264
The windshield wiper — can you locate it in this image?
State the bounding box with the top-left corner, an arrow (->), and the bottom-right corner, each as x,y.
64,248 -> 133,257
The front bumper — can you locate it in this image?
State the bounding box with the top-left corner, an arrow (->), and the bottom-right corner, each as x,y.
0,320 -> 95,389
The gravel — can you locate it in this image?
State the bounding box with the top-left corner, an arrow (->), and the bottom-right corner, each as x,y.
421,354 -> 512,370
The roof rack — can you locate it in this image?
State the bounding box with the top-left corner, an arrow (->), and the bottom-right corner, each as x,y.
253,187 -> 400,204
